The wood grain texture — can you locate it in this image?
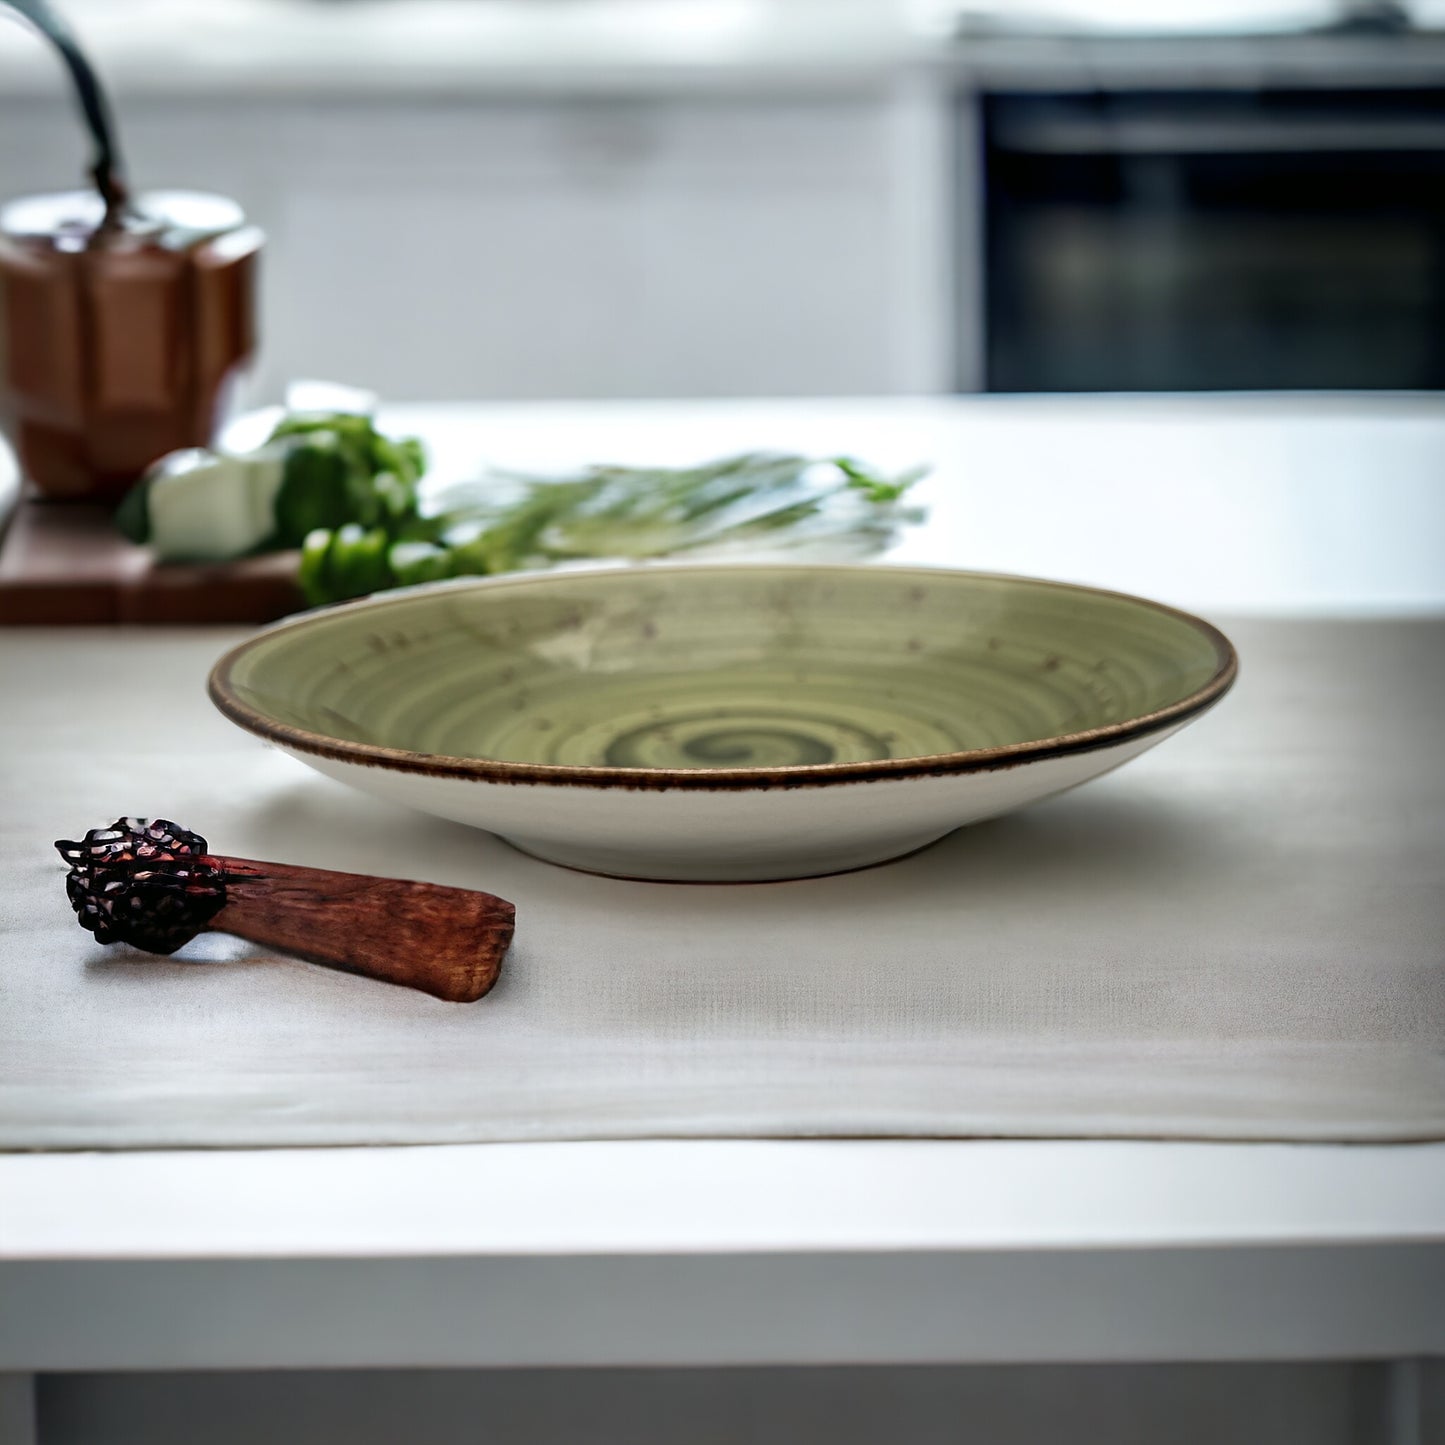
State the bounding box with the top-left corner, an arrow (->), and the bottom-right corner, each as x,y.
0,498 -> 302,624
209,857 -> 514,1003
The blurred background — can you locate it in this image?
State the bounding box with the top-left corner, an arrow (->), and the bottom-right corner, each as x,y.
4,0 -> 1443,408
2,6 -> 1443,1443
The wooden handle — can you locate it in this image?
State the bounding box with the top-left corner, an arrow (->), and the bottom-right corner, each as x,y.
208,857 -> 514,1003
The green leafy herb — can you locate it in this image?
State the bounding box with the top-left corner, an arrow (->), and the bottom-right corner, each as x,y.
118,410 -> 928,608
269,413 -> 425,546
297,449 -> 927,607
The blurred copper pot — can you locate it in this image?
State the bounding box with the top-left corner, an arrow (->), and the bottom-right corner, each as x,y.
0,189 -> 261,502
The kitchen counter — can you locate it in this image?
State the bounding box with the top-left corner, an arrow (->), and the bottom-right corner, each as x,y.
7,392 -> 1445,617
1,394 -> 1443,1400
3,1140 -> 1444,1371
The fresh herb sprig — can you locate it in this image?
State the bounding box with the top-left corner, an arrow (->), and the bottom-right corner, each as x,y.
115,411 -> 928,607
299,449 -> 927,607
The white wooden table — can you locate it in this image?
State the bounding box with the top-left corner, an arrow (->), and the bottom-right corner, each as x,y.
2,396 -> 1442,1437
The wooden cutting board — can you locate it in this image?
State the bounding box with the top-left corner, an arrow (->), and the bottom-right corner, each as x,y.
0,495 -> 303,624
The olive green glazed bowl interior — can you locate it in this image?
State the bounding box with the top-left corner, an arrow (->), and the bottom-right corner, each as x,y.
210,564 -> 1236,786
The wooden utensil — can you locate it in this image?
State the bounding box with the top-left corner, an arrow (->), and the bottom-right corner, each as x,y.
56,818 -> 514,1002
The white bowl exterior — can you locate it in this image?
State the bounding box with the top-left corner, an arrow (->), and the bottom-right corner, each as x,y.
281,720 -> 1188,881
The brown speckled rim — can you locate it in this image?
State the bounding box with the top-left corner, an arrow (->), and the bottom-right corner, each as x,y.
207,563 -> 1238,792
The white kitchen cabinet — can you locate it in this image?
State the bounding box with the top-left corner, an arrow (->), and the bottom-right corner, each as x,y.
0,92 -> 937,404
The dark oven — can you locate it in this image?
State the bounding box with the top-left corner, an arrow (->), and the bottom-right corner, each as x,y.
976,85 -> 1445,391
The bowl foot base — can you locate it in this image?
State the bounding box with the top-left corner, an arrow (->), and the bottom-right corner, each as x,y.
498,829 -> 957,883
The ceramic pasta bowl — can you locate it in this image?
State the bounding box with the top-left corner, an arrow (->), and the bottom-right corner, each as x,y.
208,564 -> 1237,881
